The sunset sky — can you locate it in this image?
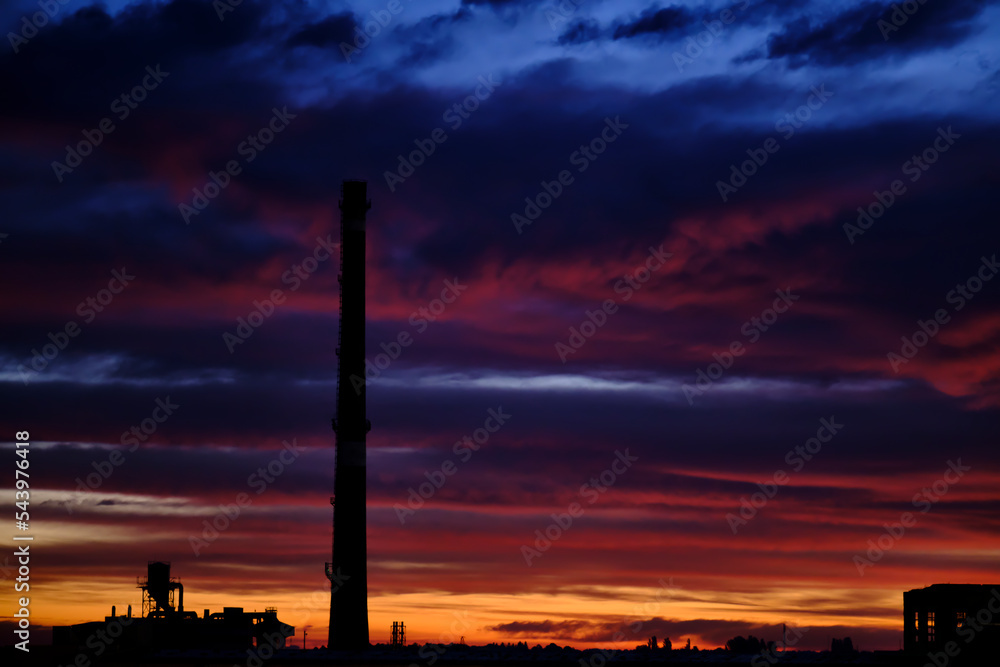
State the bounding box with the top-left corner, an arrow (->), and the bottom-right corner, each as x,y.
2,0 -> 1000,653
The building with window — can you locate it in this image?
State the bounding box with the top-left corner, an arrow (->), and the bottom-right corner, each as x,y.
903,584 -> 1000,654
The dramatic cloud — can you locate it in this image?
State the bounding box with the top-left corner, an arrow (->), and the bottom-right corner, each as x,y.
612,6 -> 692,41
766,0 -> 994,67
1,0 -> 998,652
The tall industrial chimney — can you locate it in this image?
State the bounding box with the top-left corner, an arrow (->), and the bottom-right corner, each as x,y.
327,180 -> 370,649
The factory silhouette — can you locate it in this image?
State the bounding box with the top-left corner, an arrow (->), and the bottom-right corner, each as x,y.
29,182 -> 999,666
52,561 -> 293,651
47,181 -> 374,658
327,180 -> 372,651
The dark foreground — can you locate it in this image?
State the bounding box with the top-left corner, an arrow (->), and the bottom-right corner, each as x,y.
1,644 -> 965,667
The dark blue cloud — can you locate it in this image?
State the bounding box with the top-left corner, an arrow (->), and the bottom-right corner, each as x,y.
612,6 -> 693,41
767,0 -> 993,67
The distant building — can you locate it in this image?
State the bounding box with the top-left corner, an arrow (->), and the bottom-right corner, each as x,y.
53,562 -> 293,654
903,584 -> 1000,654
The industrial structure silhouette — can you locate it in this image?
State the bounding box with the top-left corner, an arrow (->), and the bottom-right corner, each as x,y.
52,561 -> 293,651
327,179 -> 372,649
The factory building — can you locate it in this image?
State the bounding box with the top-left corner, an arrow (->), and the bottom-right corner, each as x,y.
52,562 -> 293,653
